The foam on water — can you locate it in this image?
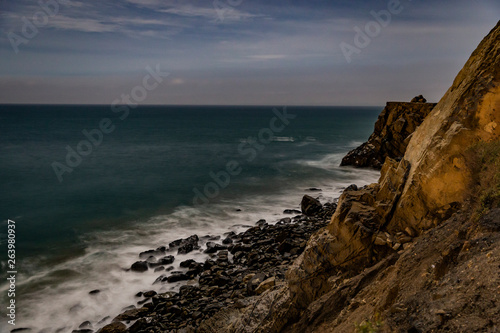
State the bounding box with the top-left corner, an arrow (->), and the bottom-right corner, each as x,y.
0,105 -> 382,332
0,153 -> 379,332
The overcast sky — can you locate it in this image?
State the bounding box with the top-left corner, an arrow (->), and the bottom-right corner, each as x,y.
0,0 -> 498,105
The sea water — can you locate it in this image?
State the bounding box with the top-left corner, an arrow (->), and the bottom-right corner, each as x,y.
0,105 -> 380,332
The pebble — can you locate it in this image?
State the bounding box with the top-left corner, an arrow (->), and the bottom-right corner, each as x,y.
100,199 -> 338,332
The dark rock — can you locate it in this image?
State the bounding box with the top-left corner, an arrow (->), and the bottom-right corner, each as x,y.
139,248 -> 165,259
205,302 -> 223,312
167,273 -> 189,283
186,266 -> 203,278
143,290 -> 157,298
97,316 -> 111,325
214,275 -> 231,287
168,238 -> 184,248
230,243 -> 252,254
222,237 -> 233,244
345,184 -> 358,192
256,219 -> 266,226
120,305 -> 135,312
224,231 -> 237,238
128,318 -> 149,333
308,188 -> 322,191
411,94 -> 427,103
166,305 -> 182,315
158,255 -> 175,265
340,101 -> 436,169
178,243 -> 194,254
284,209 -> 302,215
180,259 -> 197,268
278,240 -> 294,254
301,195 -> 323,216
97,322 -> 127,333
479,208 -> 500,232
279,217 -> 291,224
145,255 -> 157,264
169,235 -> 199,254
89,289 -> 100,295
113,307 -> 149,322
130,261 -> 148,272
204,242 -> 227,254
72,330 -> 93,333
247,273 -> 267,295
153,275 -> 166,284
79,321 -> 92,329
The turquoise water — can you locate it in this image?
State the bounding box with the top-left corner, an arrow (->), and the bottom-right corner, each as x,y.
0,105 -> 380,331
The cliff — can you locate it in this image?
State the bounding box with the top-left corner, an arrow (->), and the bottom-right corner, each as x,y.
205,21 -> 500,333
341,101 -> 436,169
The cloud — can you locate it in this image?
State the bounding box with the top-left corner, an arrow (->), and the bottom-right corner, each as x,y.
247,54 -> 288,60
47,15 -> 118,33
160,4 -> 261,22
1,0 -> 499,105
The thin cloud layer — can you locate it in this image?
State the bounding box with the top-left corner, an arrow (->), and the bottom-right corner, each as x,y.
0,0 -> 499,105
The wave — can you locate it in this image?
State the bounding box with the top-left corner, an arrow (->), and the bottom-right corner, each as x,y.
0,153 -> 380,332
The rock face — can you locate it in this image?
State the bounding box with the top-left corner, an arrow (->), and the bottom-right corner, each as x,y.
341,100 -> 436,169
300,195 -> 323,216
388,26 -> 500,233
411,94 -> 427,103
247,21 -> 500,333
287,20 -> 500,314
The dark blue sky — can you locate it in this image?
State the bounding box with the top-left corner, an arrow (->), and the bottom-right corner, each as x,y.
0,0 -> 498,105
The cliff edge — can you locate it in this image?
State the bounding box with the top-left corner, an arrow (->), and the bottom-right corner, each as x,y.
341,100 -> 436,169
209,21 -> 500,333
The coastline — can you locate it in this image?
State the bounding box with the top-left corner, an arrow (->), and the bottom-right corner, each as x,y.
41,192 -> 339,333
5,20 -> 499,333
0,106 -> 381,332
6,164 -> 379,333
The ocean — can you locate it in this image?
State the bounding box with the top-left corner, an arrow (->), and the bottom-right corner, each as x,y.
0,105 -> 380,332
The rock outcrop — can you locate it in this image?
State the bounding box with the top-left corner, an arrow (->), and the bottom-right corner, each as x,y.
282,20 -> 500,332
222,21 -> 500,333
341,100 -> 436,169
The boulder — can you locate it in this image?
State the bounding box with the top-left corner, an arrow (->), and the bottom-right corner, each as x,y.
411,94 -> 427,103
301,195 -> 323,216
97,322 -> 127,333
169,235 -> 199,254
204,242 -> 227,254
167,273 -> 189,283
255,277 -> 276,295
113,307 -> 149,321
130,261 -> 148,272
247,273 -> 267,295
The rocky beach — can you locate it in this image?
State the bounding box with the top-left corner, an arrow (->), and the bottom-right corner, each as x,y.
84,93 -> 441,333
78,197 -> 337,333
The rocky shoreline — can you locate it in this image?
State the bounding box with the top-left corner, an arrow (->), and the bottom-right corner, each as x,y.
70,196 -> 337,333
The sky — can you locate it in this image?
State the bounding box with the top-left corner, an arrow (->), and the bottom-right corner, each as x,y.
0,0 -> 498,106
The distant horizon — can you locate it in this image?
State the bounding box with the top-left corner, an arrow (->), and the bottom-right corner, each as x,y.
1,1 -> 498,105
